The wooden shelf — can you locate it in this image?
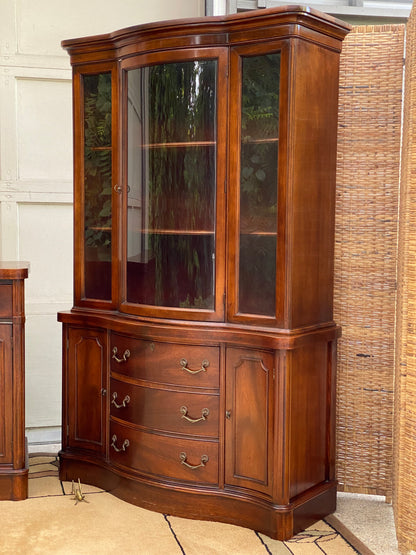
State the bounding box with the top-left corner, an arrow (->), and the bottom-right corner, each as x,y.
143,141 -> 215,149
139,229 -> 214,236
129,228 -> 276,236
240,231 -> 277,236
241,137 -> 279,144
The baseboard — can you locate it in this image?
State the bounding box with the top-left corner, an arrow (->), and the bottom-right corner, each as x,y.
26,426 -> 61,454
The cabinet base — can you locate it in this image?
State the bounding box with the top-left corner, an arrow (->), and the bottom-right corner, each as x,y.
0,467 -> 29,501
59,452 -> 336,541
0,439 -> 29,501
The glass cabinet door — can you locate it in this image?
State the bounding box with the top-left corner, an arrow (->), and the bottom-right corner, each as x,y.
124,57 -> 222,317
235,51 -> 281,319
80,70 -> 113,302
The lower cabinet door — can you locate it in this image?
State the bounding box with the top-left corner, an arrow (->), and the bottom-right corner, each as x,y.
66,327 -> 107,454
0,325 -> 12,464
225,347 -> 274,495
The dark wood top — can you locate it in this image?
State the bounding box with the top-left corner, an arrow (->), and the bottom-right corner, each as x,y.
62,6 -> 351,63
0,262 -> 30,280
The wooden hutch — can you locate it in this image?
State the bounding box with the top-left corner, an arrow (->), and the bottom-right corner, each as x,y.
0,262 -> 29,500
58,7 -> 350,540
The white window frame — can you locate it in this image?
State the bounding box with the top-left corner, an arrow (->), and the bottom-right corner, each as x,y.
221,0 -> 411,19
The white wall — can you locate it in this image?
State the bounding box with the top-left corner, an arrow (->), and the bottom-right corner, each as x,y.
0,0 -> 204,450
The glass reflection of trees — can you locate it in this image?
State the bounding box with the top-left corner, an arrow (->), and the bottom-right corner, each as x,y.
127,60 -> 217,310
83,73 -> 112,300
84,74 -> 112,254
239,53 -> 280,317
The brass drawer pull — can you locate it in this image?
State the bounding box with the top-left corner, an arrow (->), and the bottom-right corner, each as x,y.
111,434 -> 129,452
112,346 -> 130,363
179,358 -> 209,375
179,452 -> 208,470
180,405 -> 209,423
111,392 -> 131,409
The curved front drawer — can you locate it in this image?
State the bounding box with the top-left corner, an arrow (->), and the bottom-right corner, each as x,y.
110,378 -> 219,437
109,421 -> 219,485
110,333 -> 219,388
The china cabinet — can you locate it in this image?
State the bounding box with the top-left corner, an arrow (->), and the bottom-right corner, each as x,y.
58,6 -> 350,540
0,262 -> 29,500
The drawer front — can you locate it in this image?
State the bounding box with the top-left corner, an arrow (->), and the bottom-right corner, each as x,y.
0,285 -> 12,318
110,333 -> 219,388
110,378 -> 219,437
110,421 -> 219,485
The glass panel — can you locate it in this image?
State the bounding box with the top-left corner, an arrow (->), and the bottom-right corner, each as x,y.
238,53 -> 280,317
83,73 -> 112,300
126,60 -> 217,310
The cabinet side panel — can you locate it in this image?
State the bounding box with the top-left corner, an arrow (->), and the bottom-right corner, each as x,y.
289,341 -> 329,499
288,40 -> 340,328
0,326 -> 12,462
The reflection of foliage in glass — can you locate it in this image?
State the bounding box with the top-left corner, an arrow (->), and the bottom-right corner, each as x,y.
149,60 -> 216,143
240,143 -> 278,233
148,146 -> 215,231
239,235 -> 276,316
83,73 -> 112,252
240,53 -> 280,225
241,53 -> 280,140
239,53 -> 280,317
145,60 -> 217,309
84,74 -> 112,147
149,234 -> 214,308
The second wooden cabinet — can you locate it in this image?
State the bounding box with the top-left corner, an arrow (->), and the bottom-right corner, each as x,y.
0,263 -> 29,501
59,6 -> 349,540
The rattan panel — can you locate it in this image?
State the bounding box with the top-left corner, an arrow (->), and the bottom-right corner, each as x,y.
394,7 -> 416,552
335,25 -> 404,496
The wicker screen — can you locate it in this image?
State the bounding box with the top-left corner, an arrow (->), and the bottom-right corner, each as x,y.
393,6 -> 416,552
335,25 -> 404,497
